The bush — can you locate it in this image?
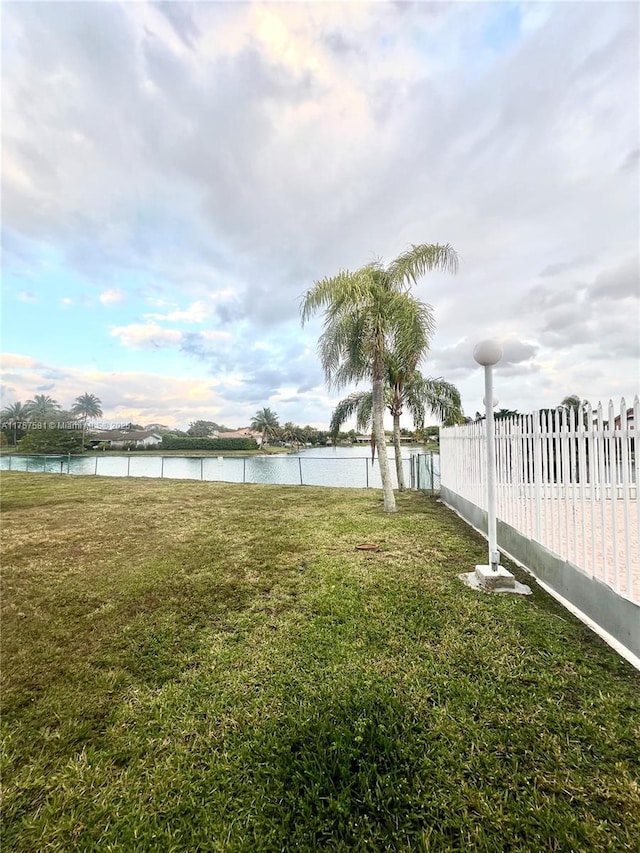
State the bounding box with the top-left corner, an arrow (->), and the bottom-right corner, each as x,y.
18,429 -> 85,455
161,436 -> 258,451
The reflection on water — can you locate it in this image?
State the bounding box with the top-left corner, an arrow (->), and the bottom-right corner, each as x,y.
0,446 -> 437,490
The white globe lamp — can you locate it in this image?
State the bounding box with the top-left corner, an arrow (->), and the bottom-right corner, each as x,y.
473,339 -> 503,367
472,339 -> 514,589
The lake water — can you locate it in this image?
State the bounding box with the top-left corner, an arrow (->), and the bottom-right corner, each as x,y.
0,446 -> 441,491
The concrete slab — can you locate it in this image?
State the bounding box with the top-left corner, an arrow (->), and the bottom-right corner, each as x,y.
475,564 -> 515,590
459,570 -> 532,596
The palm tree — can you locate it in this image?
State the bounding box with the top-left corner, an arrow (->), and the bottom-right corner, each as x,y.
559,394 -> 589,420
25,394 -> 61,421
281,422 -> 304,448
302,243 -> 458,511
384,318 -> 462,487
559,395 -> 583,411
72,393 -> 103,450
1,401 -> 30,446
330,373 -> 461,491
250,407 -> 280,447
558,394 -> 592,429
392,373 -> 461,489
494,408 -> 522,420
301,425 -> 317,446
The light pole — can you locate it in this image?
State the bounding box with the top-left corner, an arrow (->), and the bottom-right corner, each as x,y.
472,340 -> 514,589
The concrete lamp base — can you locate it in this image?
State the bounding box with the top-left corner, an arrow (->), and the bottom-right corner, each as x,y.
458,565 -> 532,596
475,565 -> 515,590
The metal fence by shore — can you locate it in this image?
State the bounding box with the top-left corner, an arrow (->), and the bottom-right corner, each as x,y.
1,451 -> 444,493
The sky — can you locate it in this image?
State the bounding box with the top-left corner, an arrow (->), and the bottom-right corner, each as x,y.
1,0 -> 639,431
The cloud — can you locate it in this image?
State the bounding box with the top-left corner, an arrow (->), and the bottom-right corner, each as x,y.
522,256 -> 639,361
502,339 -> 538,366
1,1 -> 638,423
429,336 -> 538,375
539,257 -> 591,278
620,147 -> 640,173
42,368 -> 73,381
1,353 -> 42,370
99,289 -> 125,305
200,330 -> 233,341
18,292 -> 38,303
589,256 -> 639,301
154,2 -> 201,50
144,299 -> 211,323
110,321 -> 182,350
0,356 -> 236,427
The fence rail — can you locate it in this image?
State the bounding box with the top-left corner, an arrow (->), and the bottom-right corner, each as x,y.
410,452 -> 440,494
440,397 -> 639,605
0,453 -> 420,491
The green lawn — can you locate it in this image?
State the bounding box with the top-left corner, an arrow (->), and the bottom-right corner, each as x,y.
1,473 -> 638,852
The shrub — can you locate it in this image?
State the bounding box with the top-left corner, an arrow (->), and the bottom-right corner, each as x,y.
161,436 -> 258,451
18,429 -> 85,454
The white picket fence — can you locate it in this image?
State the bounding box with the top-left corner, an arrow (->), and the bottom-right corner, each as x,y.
440,397 -> 639,604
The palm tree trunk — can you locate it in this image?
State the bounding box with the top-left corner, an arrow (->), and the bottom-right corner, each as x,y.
372,376 -> 396,512
392,413 -> 406,491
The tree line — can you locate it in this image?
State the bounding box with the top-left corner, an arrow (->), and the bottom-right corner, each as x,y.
184,412 -> 337,449
467,396 -> 593,424
1,393 -> 104,450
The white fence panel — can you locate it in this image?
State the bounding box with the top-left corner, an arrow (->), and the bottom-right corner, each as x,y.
440,397 -> 639,605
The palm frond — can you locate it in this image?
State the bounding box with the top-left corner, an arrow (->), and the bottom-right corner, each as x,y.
329,392 -> 373,438
24,394 -> 61,420
405,375 -> 462,427
250,407 -> 280,431
387,243 -> 459,287
300,267 -> 376,325
317,311 -> 368,388
1,401 -> 29,420
386,292 -> 435,371
72,393 -> 103,418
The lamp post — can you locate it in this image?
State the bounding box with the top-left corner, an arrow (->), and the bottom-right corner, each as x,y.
472,340 -> 514,589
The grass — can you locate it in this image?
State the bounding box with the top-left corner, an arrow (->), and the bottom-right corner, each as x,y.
1,473 -> 639,852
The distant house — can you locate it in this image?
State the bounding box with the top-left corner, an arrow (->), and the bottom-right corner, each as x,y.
217,428 -> 263,444
354,433 -> 411,444
88,430 -> 163,449
613,408 -> 635,430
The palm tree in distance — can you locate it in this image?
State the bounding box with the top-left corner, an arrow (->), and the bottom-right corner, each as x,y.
250,407 -> 280,447
560,395 -> 583,410
559,394 -> 593,428
72,393 -> 103,450
301,243 -> 458,511
25,394 -> 61,421
281,421 -> 304,448
330,374 -> 461,491
1,401 -> 30,445
494,408 -> 522,420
